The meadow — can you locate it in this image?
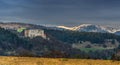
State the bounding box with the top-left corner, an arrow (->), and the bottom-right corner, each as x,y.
0,56 -> 120,65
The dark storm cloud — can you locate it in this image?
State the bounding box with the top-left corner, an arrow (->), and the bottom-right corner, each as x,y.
0,0 -> 120,26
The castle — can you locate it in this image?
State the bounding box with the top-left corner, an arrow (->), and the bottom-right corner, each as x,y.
24,29 -> 46,39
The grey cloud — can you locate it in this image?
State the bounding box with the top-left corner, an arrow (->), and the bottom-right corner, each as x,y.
0,0 -> 120,25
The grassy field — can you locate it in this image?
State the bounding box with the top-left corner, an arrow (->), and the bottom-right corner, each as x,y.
79,48 -> 106,52
0,56 -> 120,65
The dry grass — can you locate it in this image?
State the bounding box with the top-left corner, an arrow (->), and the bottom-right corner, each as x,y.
0,56 -> 120,65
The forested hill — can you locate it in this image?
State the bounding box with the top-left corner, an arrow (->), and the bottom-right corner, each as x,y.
0,28 -> 81,58
45,29 -> 120,44
0,28 -> 31,55
0,25 -> 120,59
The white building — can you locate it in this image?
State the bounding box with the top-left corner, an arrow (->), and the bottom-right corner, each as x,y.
24,29 -> 46,39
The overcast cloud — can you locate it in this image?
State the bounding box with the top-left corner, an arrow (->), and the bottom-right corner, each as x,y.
0,0 -> 120,26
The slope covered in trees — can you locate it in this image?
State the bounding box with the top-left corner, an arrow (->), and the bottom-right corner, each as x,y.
0,28 -> 81,58
0,27 -> 119,60
45,29 -> 120,44
0,28 -> 31,55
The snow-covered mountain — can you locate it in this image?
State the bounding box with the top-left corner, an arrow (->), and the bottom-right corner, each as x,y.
56,24 -> 120,33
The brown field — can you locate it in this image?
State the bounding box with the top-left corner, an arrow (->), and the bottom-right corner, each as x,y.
0,56 -> 120,65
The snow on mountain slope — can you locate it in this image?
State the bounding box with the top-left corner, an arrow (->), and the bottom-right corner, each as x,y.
72,24 -> 108,33
57,26 -> 74,30
56,24 -> 119,33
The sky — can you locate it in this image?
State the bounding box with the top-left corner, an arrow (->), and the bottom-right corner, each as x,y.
0,0 -> 120,26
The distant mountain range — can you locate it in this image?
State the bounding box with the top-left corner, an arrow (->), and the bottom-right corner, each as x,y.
0,22 -> 120,35
53,24 -> 120,35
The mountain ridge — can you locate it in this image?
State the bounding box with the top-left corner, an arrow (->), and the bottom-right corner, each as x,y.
55,24 -> 120,34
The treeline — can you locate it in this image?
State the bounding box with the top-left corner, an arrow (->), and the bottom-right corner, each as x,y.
45,29 -> 120,44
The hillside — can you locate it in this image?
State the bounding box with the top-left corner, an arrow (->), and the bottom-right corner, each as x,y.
0,27 -> 81,58
0,22 -> 120,59
45,29 -> 120,44
0,56 -> 119,65
45,29 -> 120,59
0,28 -> 30,56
